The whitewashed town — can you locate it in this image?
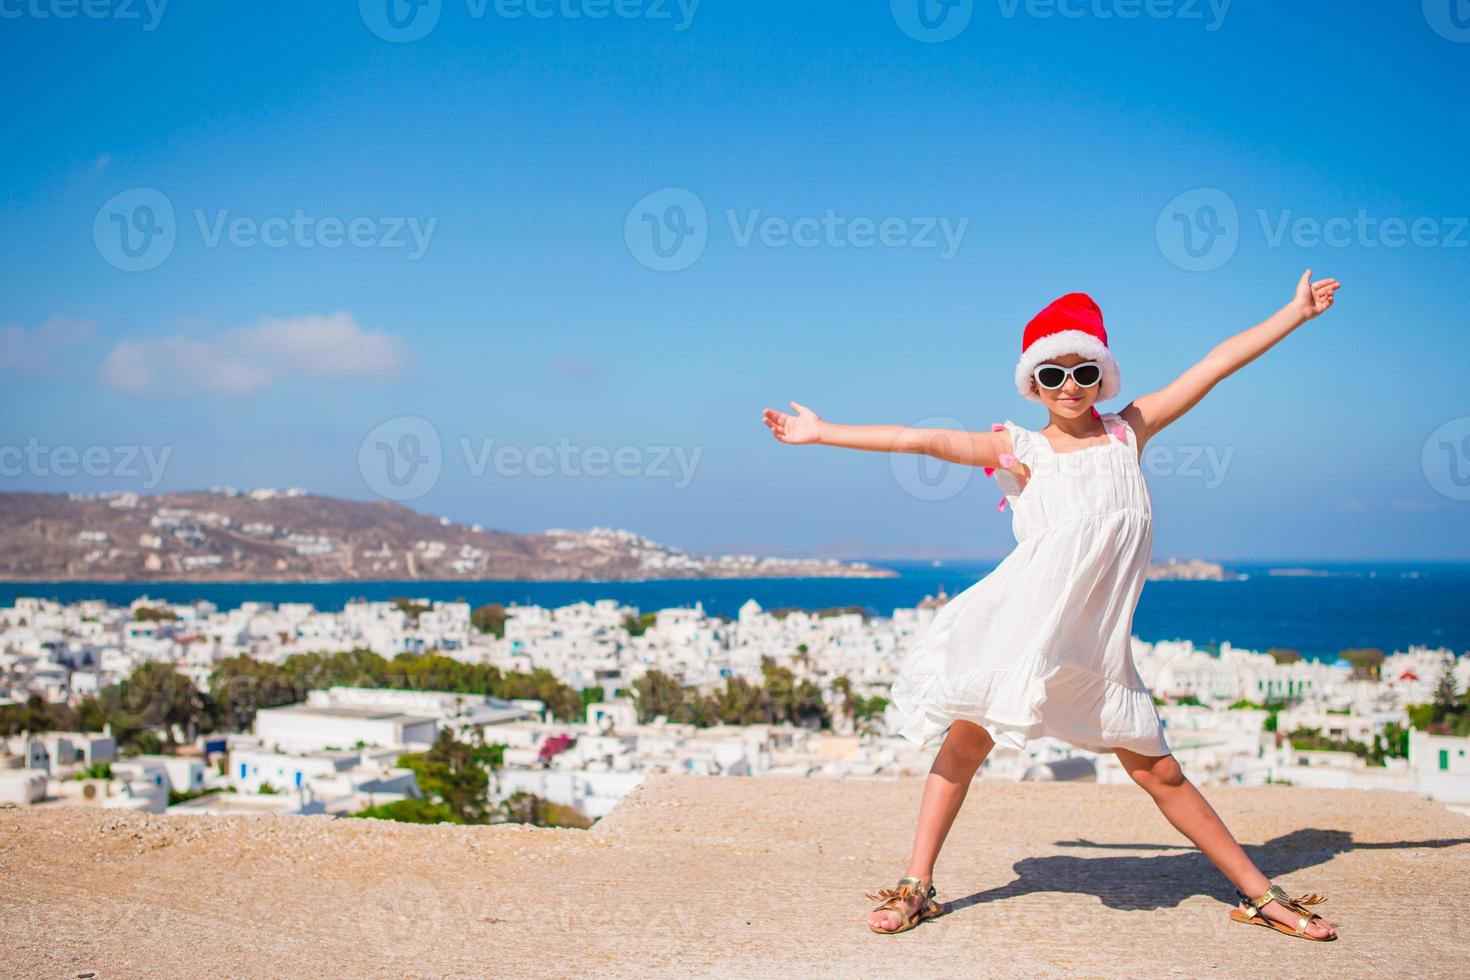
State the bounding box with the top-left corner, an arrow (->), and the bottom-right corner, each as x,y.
2,591 -> 1468,823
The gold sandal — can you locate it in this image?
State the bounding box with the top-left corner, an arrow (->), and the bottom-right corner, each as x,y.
865,875 -> 945,934
1229,883 -> 1338,941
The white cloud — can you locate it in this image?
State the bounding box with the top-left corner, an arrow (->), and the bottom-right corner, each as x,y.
0,317 -> 95,373
98,312 -> 408,396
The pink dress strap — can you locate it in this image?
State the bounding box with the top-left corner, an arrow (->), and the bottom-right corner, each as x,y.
1092,406 -> 1130,445
986,422 -> 1018,512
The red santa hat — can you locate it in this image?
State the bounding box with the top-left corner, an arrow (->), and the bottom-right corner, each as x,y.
1015,292 -> 1121,404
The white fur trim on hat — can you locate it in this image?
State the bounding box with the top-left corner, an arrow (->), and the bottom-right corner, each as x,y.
1014,330 -> 1121,404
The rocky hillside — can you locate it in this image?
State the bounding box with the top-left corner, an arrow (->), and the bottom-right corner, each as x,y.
0,491 -> 895,582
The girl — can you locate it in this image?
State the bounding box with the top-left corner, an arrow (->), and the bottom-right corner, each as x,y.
761,270 -> 1343,942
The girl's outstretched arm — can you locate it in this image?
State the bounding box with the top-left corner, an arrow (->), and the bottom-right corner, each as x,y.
761,400 -> 1008,469
1122,269 -> 1341,448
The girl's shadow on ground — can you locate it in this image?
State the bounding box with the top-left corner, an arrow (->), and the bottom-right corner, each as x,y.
946,829 -> 1470,913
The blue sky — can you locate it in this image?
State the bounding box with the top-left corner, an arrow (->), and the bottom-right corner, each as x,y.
2,1 -> 1468,561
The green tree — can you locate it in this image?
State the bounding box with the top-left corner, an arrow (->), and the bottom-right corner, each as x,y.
1408,660 -> 1470,736
760,656 -> 827,728
831,676 -> 858,725
471,603 -> 508,637
711,676 -> 770,725
0,693 -> 67,736
388,597 -> 431,622
674,692 -> 720,727
75,694 -> 108,733
1432,660 -> 1459,713
500,791 -> 593,829
102,662 -> 214,750
853,694 -> 889,727
631,669 -> 687,723
1339,648 -> 1384,681
621,612 -> 656,637
351,798 -> 458,823
1380,721 -> 1409,759
74,761 -> 114,780
395,728 -> 492,824
209,655 -> 303,733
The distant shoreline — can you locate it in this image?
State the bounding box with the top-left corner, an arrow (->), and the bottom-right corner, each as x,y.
0,557 -> 1464,587
3,560 -> 1466,658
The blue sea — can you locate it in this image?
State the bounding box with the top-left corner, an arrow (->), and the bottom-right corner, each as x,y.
3,560 -> 1467,663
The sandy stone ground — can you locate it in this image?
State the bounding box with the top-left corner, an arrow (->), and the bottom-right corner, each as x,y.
3,775 -> 1468,978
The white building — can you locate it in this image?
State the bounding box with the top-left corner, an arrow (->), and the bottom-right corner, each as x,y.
1409,729 -> 1470,805
252,704 -> 438,754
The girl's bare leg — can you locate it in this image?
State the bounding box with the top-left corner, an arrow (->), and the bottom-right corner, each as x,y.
868,720 -> 995,932
1114,747 -> 1336,939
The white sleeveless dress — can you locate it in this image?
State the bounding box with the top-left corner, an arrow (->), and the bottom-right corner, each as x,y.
887,409 -> 1172,756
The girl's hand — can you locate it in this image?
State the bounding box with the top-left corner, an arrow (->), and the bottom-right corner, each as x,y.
763,400 -> 822,445
1292,268 -> 1342,322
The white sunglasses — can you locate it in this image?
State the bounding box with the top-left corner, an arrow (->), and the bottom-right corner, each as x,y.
1033,361 -> 1102,390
